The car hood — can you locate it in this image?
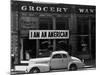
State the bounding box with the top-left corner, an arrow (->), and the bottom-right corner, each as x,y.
29,57 -> 51,64
71,56 -> 81,62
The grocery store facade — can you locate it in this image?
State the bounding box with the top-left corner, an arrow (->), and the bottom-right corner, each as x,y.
11,1 -> 96,65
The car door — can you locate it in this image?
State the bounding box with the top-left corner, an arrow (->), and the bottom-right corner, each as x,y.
50,54 -> 63,69
62,54 -> 70,69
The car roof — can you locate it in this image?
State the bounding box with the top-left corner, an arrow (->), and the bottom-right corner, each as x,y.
52,51 -> 68,55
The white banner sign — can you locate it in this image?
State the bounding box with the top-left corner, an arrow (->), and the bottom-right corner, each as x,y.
29,30 -> 69,39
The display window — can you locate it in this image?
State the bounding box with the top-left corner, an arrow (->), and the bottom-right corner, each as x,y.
56,17 -> 69,52
39,17 -> 53,30
76,16 -> 94,59
77,17 -> 89,35
56,17 -> 69,30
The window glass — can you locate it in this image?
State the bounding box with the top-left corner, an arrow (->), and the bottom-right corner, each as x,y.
52,54 -> 62,58
56,17 -> 69,30
91,17 -> 96,59
77,17 -> 89,35
56,39 -> 69,51
56,17 -> 69,52
38,17 -> 53,58
39,17 -> 52,30
77,17 -> 90,56
38,39 -> 53,58
62,54 -> 67,58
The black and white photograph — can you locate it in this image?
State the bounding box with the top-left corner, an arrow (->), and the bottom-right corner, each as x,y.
10,0 -> 96,74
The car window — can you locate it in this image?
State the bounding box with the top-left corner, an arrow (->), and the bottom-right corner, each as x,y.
62,54 -> 67,58
52,54 -> 62,59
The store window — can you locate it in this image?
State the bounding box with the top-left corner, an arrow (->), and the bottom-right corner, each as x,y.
39,17 -> 53,30
91,17 -> 96,59
56,17 -> 69,30
38,17 -> 53,57
77,17 -> 89,35
38,39 -> 53,57
77,17 -> 90,59
56,39 -> 69,50
77,36 -> 89,53
56,17 -> 69,51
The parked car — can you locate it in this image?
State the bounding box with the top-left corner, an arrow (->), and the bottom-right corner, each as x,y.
26,51 -> 85,73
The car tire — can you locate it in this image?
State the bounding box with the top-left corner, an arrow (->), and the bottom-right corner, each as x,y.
69,64 -> 77,71
29,67 -> 40,73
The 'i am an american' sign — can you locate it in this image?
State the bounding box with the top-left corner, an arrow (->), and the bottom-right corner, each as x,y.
29,30 -> 69,39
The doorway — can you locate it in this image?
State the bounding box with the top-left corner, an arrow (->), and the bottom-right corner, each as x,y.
23,39 -> 36,60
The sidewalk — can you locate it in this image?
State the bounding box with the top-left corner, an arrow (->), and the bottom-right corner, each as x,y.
84,59 -> 96,68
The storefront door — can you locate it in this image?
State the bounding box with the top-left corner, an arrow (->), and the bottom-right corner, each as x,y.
23,39 -> 36,60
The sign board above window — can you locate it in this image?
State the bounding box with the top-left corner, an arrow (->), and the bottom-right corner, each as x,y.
12,1 -> 96,14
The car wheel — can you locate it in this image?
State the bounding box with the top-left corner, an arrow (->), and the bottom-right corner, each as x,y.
69,64 -> 77,71
29,67 -> 40,73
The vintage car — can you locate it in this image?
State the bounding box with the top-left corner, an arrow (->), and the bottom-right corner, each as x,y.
26,51 -> 85,73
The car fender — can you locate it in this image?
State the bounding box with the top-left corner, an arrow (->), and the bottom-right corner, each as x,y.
68,61 -> 84,70
26,63 -> 50,73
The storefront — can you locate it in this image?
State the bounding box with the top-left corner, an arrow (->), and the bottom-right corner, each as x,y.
11,1 -> 96,65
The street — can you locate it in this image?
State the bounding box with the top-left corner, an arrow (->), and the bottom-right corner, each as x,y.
11,67 -> 96,75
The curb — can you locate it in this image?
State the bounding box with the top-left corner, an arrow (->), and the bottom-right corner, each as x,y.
84,65 -> 95,68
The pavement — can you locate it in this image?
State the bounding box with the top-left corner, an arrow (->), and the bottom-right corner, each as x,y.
11,66 -> 96,75
11,59 -> 96,75
84,59 -> 96,68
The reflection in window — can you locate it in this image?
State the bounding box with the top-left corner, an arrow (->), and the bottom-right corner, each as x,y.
56,39 -> 69,51
38,17 -> 53,57
56,17 -> 69,52
38,39 -> 53,57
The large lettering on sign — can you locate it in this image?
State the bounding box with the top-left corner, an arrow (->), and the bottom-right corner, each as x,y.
21,6 -> 69,13
75,6 -> 95,14
18,3 -> 71,14
12,1 -> 95,14
29,30 -> 69,39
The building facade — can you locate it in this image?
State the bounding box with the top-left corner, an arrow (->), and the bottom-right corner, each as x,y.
11,1 -> 96,66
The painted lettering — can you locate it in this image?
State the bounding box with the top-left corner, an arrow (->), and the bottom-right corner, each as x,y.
63,8 -> 68,12
36,6 -> 42,11
21,6 -> 27,11
57,8 -> 62,12
29,6 -> 35,11
79,8 -> 84,13
43,7 -> 48,12
50,7 -> 55,12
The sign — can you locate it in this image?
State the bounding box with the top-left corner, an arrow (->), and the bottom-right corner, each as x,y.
18,2 -> 71,13
21,5 -> 69,13
75,6 -> 96,14
29,30 -> 69,39
12,1 -> 96,14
